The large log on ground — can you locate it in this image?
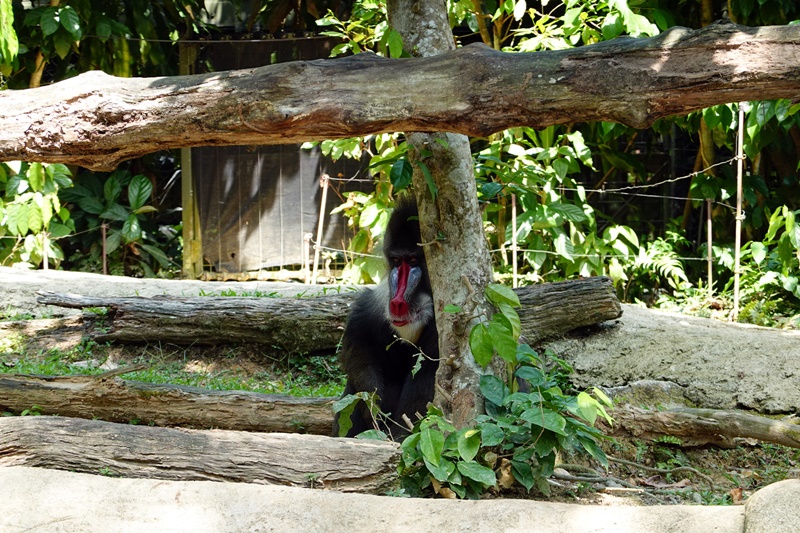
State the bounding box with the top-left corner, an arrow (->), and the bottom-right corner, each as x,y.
37,277 -> 622,349
613,406 -> 800,449
0,372 -> 333,434
0,416 -> 398,494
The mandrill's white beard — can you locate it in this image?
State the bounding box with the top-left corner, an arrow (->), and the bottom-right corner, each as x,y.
373,281 -> 434,345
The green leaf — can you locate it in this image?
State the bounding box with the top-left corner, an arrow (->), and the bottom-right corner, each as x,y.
416,161 -> 437,199
423,456 -> 454,483
457,461 -> 497,487
552,158 -> 569,181
122,214 -> 141,242
576,391 -> 598,425
127,174 -> 152,211
457,429 -> 481,462
59,5 -> 81,40
40,6 -> 59,37
496,302 -> 521,339
520,407 -> 567,435
140,243 -> 172,269
488,317 -> 517,363
549,202 -> 587,222
390,159 -> 413,190
332,395 -> 360,437
104,175 -> 122,204
100,203 -> 129,221
420,428 -> 445,467
751,242 -> 767,265
444,304 -> 462,313
485,283 -> 519,307
7,203 -> 29,235
479,422 -> 504,447
577,434 -> 608,467
480,374 -> 507,406
77,196 -> 104,215
52,29 -> 73,59
511,460 -> 535,491
386,28 -> 403,58
27,163 -> 44,192
469,324 -> 494,368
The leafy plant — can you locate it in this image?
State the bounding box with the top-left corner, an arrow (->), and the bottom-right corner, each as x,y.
0,162 -> 74,268
59,169 -> 177,276
398,284 -> 612,498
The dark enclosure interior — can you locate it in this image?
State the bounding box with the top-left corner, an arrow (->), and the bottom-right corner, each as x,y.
190,37 -> 371,273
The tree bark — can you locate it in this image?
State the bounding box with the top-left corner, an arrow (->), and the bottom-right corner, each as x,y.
36,277 -> 621,348
0,23 -> 798,170
613,406 -> 800,449
386,0 -> 497,429
0,416 -> 399,493
0,372 -> 333,434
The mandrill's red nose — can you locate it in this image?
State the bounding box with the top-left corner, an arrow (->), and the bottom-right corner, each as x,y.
390,295 -> 408,318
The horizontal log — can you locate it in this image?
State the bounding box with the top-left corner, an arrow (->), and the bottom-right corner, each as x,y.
0,416 -> 398,493
36,277 -> 622,349
2,24 -> 799,169
613,406 -> 800,449
0,372 -> 334,434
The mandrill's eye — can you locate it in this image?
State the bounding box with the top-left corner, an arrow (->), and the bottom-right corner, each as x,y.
392,257 -> 402,267
408,257 -> 419,266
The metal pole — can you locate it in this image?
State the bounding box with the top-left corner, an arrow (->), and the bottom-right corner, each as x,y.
732,103 -> 745,320
311,174 -> 330,285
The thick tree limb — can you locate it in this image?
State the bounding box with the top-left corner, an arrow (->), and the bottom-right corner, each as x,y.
613,406 -> 800,449
2,23 -> 798,170
36,277 -> 621,348
0,416 -> 399,493
0,372 -> 333,434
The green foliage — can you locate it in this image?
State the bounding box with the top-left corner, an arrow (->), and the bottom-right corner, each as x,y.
0,162 -> 74,268
316,1 -> 404,58
59,169 -> 178,277
398,348 -> 613,498
396,284 -> 612,498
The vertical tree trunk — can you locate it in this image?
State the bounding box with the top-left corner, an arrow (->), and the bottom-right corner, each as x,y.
386,0 -> 496,428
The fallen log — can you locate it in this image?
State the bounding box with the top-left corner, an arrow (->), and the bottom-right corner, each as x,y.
0,372 -> 333,434
36,277 -> 622,350
0,416 -> 398,494
612,406 -> 800,449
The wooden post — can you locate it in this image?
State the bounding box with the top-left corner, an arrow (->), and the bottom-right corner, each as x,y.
101,224 -> 107,275
311,174 -> 330,285
179,42 -> 203,279
42,233 -> 49,270
511,193 -> 518,288
732,103 -> 745,321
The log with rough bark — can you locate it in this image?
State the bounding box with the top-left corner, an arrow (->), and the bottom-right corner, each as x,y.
36,277 -> 622,349
0,372 -> 333,434
612,406 -> 800,449
2,23 -> 799,170
0,416 -> 398,493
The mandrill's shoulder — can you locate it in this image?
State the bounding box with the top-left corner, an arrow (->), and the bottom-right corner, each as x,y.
344,283 -> 391,330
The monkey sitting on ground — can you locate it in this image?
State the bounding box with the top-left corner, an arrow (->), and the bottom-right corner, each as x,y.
332,198 -> 438,440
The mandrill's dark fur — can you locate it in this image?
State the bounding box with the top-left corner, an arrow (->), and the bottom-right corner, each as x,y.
332,198 -> 438,440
